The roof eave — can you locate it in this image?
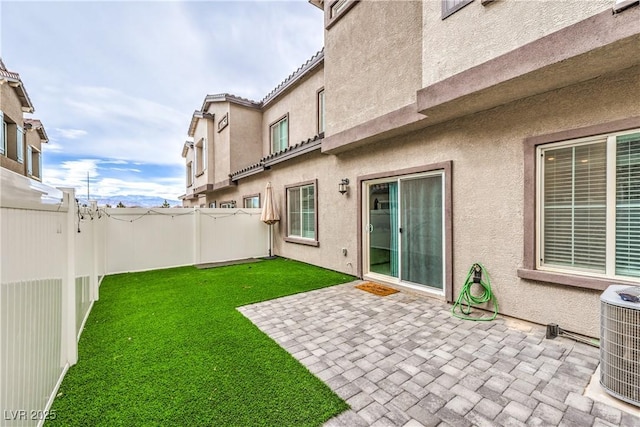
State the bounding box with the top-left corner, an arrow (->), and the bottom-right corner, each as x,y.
261,49 -> 324,108
187,111 -> 214,137
308,0 -> 324,10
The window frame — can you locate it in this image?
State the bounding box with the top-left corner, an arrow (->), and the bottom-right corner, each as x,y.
614,0 -> 639,13
243,194 -> 261,209
220,200 -> 236,208
186,161 -> 193,187
326,0 -> 358,29
0,111 -> 5,155
317,88 -> 325,135
195,137 -> 206,176
519,118 -> 640,290
442,0 -> 473,19
284,179 -> 319,247
270,114 -> 289,154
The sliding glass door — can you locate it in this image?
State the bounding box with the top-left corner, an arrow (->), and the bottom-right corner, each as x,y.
365,172 -> 444,291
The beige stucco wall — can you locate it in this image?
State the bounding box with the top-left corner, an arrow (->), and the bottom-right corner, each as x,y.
230,104 -> 263,173
203,102 -> 232,186
215,65 -> 639,338
190,115 -> 215,191
422,0 -> 612,86
324,0 -> 422,135
262,66 -> 325,156
1,83 -> 26,175
0,83 -> 24,124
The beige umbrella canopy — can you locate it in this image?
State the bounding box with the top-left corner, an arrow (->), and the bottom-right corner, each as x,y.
261,182 -> 280,257
261,182 -> 280,224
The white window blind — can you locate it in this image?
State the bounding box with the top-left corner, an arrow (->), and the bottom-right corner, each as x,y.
17,126 -> 24,163
27,146 -> 33,176
287,184 -> 315,239
271,117 -> 288,153
616,133 -> 640,277
542,141 -> 607,272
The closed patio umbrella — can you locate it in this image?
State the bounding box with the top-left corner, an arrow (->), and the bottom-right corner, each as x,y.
261,182 -> 280,258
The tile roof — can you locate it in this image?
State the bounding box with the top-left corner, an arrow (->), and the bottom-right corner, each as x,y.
189,49 -> 325,137
230,134 -> 323,181
200,93 -> 261,111
261,49 -> 324,107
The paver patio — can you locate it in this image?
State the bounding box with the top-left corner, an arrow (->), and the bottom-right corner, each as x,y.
238,281 -> 640,427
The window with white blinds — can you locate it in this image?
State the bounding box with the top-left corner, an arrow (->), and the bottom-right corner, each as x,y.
539,130 -> 640,280
616,133 -> 640,277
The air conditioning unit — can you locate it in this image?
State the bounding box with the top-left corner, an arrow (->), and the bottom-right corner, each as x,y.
600,285 -> 640,407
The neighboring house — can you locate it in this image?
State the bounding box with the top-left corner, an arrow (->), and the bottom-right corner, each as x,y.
180,49 -> 324,209
0,59 -> 47,180
181,1 -> 640,337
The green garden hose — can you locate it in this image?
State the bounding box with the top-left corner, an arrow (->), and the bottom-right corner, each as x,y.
451,263 -> 498,321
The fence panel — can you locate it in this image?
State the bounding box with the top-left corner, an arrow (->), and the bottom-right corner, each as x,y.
104,208 -> 195,274
199,209 -> 268,264
1,170 -> 72,427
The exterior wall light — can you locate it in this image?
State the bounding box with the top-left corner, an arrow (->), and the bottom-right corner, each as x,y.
339,178 -> 350,195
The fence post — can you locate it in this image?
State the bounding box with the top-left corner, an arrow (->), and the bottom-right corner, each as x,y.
90,200 -> 100,302
60,188 -> 78,366
194,207 -> 201,265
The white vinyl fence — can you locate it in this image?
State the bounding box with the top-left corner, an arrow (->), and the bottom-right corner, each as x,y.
0,169 -> 269,426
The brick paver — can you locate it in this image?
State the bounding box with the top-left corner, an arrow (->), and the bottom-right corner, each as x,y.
238,281 -> 640,426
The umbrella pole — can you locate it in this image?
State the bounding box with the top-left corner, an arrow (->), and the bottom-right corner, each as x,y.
268,223 -> 272,257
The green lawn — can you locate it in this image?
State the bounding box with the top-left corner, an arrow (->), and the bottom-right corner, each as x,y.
49,258 -> 353,426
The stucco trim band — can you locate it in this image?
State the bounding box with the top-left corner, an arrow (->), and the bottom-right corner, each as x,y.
520,116 -> 640,291
322,104 -> 430,154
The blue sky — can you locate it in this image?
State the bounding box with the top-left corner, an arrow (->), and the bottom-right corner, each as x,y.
0,0 -> 324,201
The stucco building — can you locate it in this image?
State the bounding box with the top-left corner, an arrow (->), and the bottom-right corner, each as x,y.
0,59 -> 48,181
181,0 -> 640,338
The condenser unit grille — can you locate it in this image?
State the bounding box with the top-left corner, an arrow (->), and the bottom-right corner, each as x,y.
600,288 -> 640,407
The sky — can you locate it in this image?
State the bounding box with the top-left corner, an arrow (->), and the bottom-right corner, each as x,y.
0,0 -> 324,202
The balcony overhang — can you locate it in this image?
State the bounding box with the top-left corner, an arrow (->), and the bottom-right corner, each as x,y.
416,7 -> 640,125
323,7 -> 640,155
193,184 -> 213,195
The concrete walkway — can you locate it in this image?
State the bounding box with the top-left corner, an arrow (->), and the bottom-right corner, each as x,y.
238,281 -> 640,427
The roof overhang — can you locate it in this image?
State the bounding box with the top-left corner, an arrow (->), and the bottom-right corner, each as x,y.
187,111 -> 214,137
181,141 -> 193,158
308,0 -> 324,10
323,7 -> 640,155
0,70 -> 35,113
201,93 -> 261,112
24,119 -> 48,142
230,162 -> 266,182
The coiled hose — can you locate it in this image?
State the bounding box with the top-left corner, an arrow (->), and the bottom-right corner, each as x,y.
451,263 -> 498,321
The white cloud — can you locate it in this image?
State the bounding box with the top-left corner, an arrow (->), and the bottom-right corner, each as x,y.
44,158 -> 183,200
2,0 -> 324,200
55,128 -> 88,139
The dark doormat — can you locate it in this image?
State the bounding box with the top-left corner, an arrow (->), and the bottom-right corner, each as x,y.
355,282 -> 399,296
